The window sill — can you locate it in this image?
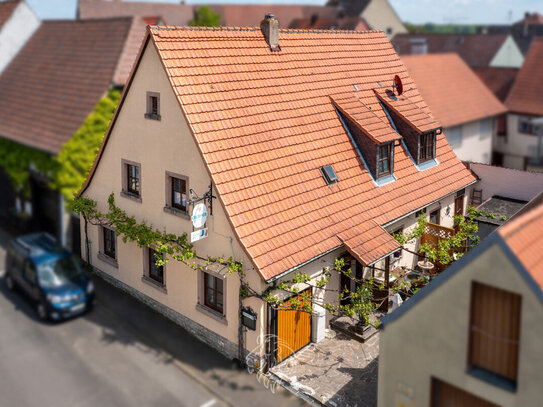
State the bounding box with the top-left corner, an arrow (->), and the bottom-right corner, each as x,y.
467,367 -> 517,393
163,206 -> 190,220
98,252 -> 118,268
415,158 -> 439,172
120,190 -> 142,203
374,173 -> 396,187
144,112 -> 161,121
196,303 -> 227,325
141,275 -> 167,293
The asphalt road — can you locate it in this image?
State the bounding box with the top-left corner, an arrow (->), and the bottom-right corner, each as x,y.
0,228 -> 305,407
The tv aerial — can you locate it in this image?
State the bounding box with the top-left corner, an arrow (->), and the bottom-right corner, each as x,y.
392,74 -> 403,96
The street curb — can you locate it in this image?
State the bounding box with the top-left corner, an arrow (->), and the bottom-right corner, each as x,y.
269,374 -> 325,407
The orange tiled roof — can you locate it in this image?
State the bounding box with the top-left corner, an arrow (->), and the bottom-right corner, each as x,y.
473,67 -> 518,103
148,26 -> 478,280
0,0 -> 19,31
401,53 -> 507,128
505,38 -> 543,116
331,93 -> 401,143
86,26 -> 478,281
499,201 -> 543,291
374,87 -> 441,133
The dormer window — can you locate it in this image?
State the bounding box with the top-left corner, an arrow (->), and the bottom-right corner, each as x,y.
419,132 -> 435,163
377,143 -> 393,177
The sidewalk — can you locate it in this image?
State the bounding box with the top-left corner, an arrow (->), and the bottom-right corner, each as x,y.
270,332 -> 379,407
89,271 -> 307,407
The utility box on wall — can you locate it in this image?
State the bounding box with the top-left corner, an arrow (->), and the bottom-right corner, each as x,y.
311,305 -> 325,343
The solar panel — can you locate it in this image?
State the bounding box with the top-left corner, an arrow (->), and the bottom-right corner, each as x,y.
321,165 -> 338,184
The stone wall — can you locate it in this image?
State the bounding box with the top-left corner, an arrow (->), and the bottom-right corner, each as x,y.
92,266 -> 249,362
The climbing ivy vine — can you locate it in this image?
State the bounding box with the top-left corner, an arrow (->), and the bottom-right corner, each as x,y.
73,195 -> 488,327
52,89 -> 121,202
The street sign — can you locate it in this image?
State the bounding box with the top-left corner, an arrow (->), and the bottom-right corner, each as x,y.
191,203 -> 208,228
191,228 -> 208,243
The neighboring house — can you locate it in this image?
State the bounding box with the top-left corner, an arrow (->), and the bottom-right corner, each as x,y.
326,0 -> 407,37
378,198 -> 543,407
0,0 -> 40,74
402,53 -> 507,164
289,15 -> 369,31
0,17 -> 143,250
487,12 -> 543,55
393,33 -> 524,69
473,67 -> 519,102
77,0 -> 338,28
495,39 -> 543,170
78,17 -> 477,365
467,162 -> 543,239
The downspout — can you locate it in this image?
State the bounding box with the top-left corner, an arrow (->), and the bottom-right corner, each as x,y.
238,279 -> 245,366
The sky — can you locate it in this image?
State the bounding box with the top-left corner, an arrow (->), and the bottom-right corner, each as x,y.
26,0 -> 543,25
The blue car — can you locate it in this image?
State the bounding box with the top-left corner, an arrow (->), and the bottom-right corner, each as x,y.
4,232 -> 95,321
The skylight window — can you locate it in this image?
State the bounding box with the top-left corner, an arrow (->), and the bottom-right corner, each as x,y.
321,165 -> 338,185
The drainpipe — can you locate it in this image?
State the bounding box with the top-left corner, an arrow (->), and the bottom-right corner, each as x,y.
238,282 -> 245,366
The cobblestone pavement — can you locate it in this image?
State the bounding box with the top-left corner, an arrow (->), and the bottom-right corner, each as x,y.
270,332 -> 379,407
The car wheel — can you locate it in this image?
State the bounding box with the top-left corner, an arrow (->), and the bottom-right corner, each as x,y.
4,273 -> 15,291
36,302 -> 48,321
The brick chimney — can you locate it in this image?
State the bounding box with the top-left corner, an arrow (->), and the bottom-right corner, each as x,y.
261,13 -> 280,51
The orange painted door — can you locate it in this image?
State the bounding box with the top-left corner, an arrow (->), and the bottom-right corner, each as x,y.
276,290 -> 312,362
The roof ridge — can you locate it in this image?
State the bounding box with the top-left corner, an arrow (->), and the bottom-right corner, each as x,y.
42,16 -> 134,24
151,25 -> 384,35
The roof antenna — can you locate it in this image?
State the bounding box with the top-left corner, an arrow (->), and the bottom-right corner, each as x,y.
392,74 -> 403,96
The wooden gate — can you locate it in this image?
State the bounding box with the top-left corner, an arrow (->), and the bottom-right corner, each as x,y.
276,289 -> 312,362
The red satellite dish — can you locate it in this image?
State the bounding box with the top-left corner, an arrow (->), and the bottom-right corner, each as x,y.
393,75 -> 403,96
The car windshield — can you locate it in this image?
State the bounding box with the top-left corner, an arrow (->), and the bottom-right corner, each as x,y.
36,256 -> 83,289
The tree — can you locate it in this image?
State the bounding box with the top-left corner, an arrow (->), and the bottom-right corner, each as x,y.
188,6 -> 221,27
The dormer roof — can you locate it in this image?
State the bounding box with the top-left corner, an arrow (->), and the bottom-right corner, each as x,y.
374,87 -> 441,134
330,93 -> 401,144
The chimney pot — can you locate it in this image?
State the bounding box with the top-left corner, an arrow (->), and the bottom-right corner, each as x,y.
261,13 -> 280,51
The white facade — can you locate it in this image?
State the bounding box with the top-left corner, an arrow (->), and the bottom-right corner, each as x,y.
494,114 -> 543,170
468,162 -> 543,202
444,118 -> 494,164
0,1 -> 41,73
0,1 -> 40,75
489,35 -> 524,68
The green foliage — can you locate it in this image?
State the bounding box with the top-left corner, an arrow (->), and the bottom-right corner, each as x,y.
52,89 -> 121,203
393,208 -> 481,267
188,6 -> 221,27
0,139 -> 57,197
392,214 -> 427,245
